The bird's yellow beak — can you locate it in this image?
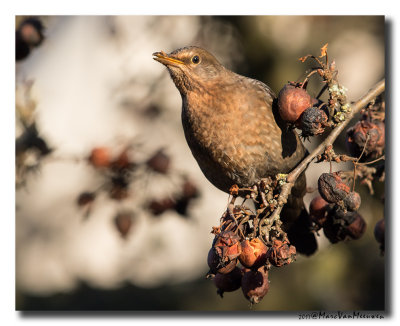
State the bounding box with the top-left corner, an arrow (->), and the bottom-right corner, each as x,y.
153,51 -> 184,66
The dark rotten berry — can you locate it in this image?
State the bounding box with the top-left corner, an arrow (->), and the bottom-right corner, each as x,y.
309,195 -> 330,229
241,266 -> 270,304
213,267 -> 243,297
146,149 -> 171,174
343,191 -> 361,212
323,209 -> 366,243
318,172 -> 350,204
346,120 -> 385,159
298,106 -> 328,137
268,239 -> 297,267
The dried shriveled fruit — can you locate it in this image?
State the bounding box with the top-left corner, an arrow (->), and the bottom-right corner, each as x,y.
89,147 -> 111,168
345,213 -> 367,240
213,267 -> 243,297
278,84 -> 313,122
346,120 -> 385,159
148,198 -> 176,215
213,231 -> 241,249
77,192 -> 96,206
343,191 -> 361,212
323,209 -> 366,243
268,239 -> 297,267
114,212 -> 133,238
309,195 -> 329,229
239,238 -> 268,269
146,149 -> 171,174
181,179 -> 200,199
298,107 -> 328,137
207,247 -> 237,274
208,231 -> 242,274
241,266 -> 269,304
174,179 -> 200,216
318,172 -> 350,203
111,150 -> 132,170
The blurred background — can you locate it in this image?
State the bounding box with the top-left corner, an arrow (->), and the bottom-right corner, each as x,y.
15,16 -> 385,311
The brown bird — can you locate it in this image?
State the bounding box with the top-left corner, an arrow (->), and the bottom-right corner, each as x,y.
153,46 -> 311,237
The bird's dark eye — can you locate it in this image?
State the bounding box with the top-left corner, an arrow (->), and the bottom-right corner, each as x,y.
191,55 -> 200,64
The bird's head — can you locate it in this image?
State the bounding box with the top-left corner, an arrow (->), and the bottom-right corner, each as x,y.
153,46 -> 225,95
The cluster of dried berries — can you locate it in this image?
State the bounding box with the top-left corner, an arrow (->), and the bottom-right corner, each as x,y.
77,145 -> 200,235
278,44 -> 364,139
307,172 -> 366,244
346,106 -> 385,161
206,177 -> 299,304
85,146 -> 135,201
15,17 -> 202,239
208,232 -> 297,304
277,82 -> 329,138
207,231 -> 290,304
16,17 -> 44,61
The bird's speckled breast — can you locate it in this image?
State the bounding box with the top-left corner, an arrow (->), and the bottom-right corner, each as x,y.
180,75 -> 306,192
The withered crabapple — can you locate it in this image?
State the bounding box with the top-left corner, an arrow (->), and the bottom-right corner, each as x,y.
208,231 -> 241,274
77,192 -> 96,207
88,147 -> 111,168
241,266 -> 270,304
114,211 -> 134,238
323,208 -> 366,244
346,120 -> 385,159
343,191 -> 361,212
278,83 -> 313,123
298,106 -> 328,137
318,172 -> 350,204
146,149 -> 171,174
238,238 -> 268,269
213,267 -> 243,297
267,239 -> 297,267
309,195 -> 330,230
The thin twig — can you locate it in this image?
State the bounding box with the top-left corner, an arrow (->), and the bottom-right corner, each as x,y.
358,155 -> 385,165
